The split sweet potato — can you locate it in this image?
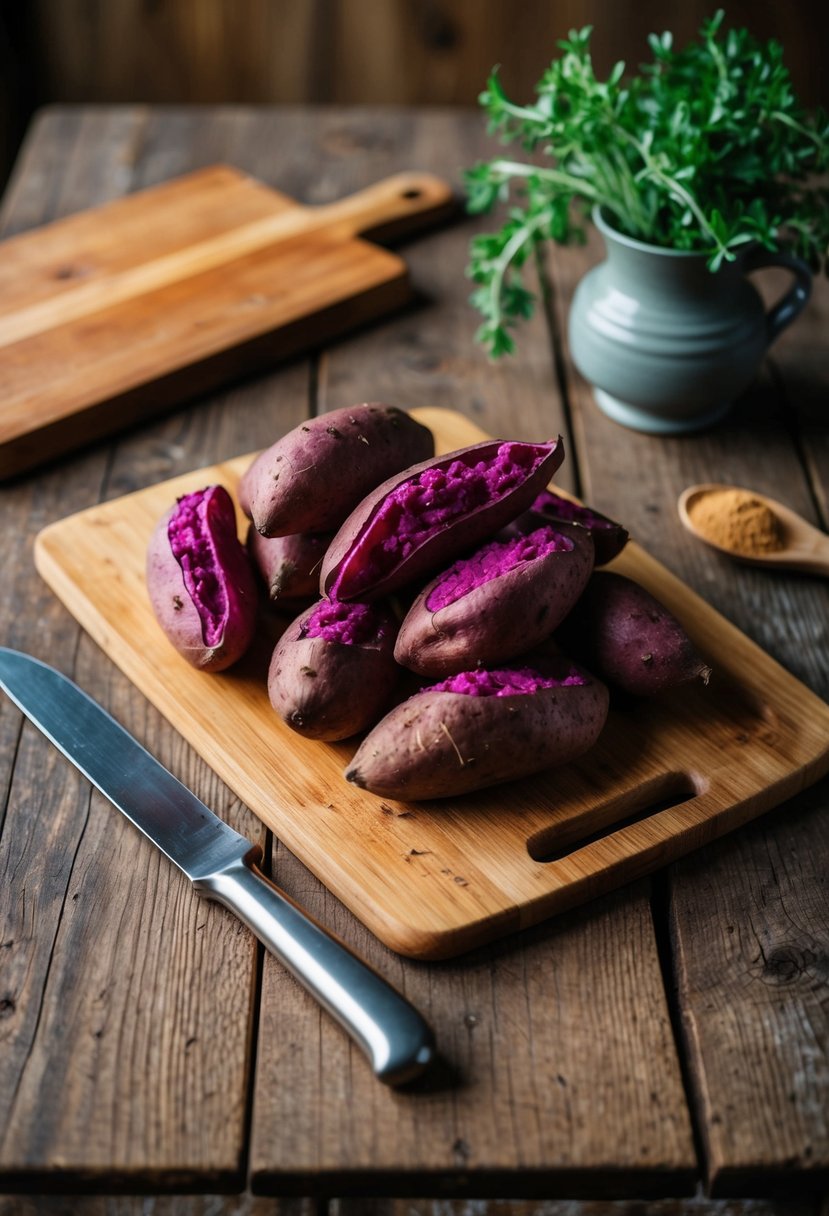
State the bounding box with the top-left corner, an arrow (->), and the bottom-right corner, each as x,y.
268,599 -> 399,741
511,489 -> 629,566
238,403 -> 434,537
146,485 -> 258,672
394,522 -> 594,676
345,656 -> 609,800
320,437 -> 565,602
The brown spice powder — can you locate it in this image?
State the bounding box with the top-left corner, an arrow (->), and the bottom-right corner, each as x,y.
688,488 -> 785,556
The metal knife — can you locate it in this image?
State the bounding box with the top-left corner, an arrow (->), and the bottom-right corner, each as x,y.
0,647 -> 435,1085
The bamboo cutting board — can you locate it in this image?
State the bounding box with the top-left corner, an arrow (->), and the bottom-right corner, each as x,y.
0,165 -> 453,479
34,408 -> 829,959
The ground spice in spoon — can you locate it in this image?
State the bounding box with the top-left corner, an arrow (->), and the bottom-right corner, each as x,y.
687,488 -> 785,556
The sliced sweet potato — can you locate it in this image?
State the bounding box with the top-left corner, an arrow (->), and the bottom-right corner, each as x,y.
345,656 -> 609,800
268,599 -> 399,741
146,485 -> 257,672
320,437 -> 565,602
394,522 -> 594,676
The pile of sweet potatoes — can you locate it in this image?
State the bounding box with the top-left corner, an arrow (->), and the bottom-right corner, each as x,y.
146,404 -> 711,801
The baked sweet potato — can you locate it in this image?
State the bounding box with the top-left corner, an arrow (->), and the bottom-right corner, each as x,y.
345,656 -> 609,800
558,571 -> 712,696
511,489 -> 629,566
394,522 -> 594,676
320,437 -> 565,602
238,404 -> 434,537
247,526 -> 331,603
268,599 -> 399,741
146,485 -> 258,672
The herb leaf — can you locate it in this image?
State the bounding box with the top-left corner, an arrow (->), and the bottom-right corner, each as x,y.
466,12 -> 829,356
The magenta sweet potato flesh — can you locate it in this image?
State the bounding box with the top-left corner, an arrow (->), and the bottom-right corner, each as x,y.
559,571 -> 712,696
511,489 -> 629,566
345,656 -> 609,800
238,403 -> 434,537
321,437 -> 565,602
146,485 -> 258,672
394,522 -> 594,676
248,526 -> 332,602
268,599 -> 399,740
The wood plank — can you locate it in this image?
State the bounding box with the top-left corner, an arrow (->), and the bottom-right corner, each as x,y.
0,1199 -> 316,1215
338,1199 -> 821,1216
0,108 -> 267,1192
246,107 -> 696,1197
547,218 -> 829,1193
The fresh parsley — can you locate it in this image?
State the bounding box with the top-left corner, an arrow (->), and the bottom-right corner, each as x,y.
465,11 -> 829,357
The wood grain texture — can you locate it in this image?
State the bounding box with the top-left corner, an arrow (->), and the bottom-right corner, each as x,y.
249,107 -> 693,1200
0,1200 -> 315,1215
4,103 -> 828,1202
339,1201 -> 820,1216
0,108 -> 291,1195
25,0 -> 829,109
31,404 -> 829,963
0,161 -> 453,478
547,216 -> 829,1194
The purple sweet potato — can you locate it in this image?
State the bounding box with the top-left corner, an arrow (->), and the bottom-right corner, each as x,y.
146,485 -> 258,672
320,437 -> 565,602
238,403 -> 434,537
268,599 -> 399,741
247,525 -> 332,602
345,655 -> 609,800
394,522 -> 594,676
510,489 -> 629,566
559,571 -> 712,696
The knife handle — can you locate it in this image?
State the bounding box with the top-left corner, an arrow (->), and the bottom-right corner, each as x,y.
195,854 -> 435,1085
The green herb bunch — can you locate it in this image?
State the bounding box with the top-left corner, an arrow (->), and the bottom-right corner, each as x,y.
466,10 -> 829,356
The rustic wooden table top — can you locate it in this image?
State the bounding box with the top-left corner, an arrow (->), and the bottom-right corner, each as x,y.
0,106 -> 827,1215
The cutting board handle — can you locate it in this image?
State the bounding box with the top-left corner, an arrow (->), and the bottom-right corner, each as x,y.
313,172 -> 457,243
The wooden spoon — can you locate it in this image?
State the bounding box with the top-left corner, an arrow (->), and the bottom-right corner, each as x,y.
677,483 -> 829,575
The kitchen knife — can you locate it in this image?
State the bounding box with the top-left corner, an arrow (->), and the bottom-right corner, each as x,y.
0,647 -> 435,1085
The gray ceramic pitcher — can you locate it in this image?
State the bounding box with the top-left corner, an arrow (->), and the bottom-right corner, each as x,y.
568,207 -> 813,434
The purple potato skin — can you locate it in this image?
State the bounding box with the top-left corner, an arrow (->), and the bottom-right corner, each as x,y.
559,571 -> 712,696
146,486 -> 258,673
394,523 -> 594,677
238,403 -> 434,537
247,525 -> 332,602
509,490 -> 628,566
268,601 -> 399,741
345,657 -> 609,800
320,437 -> 565,602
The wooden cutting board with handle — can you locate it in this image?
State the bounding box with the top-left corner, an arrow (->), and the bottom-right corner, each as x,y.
34,408 -> 829,960
0,164 -> 454,479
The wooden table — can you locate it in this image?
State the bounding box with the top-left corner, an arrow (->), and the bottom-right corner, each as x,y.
1,106 -> 827,1215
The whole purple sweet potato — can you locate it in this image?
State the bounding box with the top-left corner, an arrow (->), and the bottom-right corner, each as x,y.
320,437 -> 565,602
146,485 -> 258,672
268,599 -> 399,741
238,403 -> 434,537
345,656 -> 609,800
510,488 -> 629,566
248,526 -> 332,603
559,571 -> 712,696
394,522 -> 594,676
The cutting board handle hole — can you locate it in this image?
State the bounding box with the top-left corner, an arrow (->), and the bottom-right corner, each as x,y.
527,772 -> 702,863
401,189 -> 423,200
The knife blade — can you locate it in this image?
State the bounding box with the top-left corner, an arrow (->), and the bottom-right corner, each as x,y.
0,647 -> 435,1085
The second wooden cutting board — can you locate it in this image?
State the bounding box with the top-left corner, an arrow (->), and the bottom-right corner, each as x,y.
34,408 -> 829,959
0,164 -> 453,479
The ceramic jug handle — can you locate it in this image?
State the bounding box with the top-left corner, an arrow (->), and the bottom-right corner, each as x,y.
744,247 -> 812,347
